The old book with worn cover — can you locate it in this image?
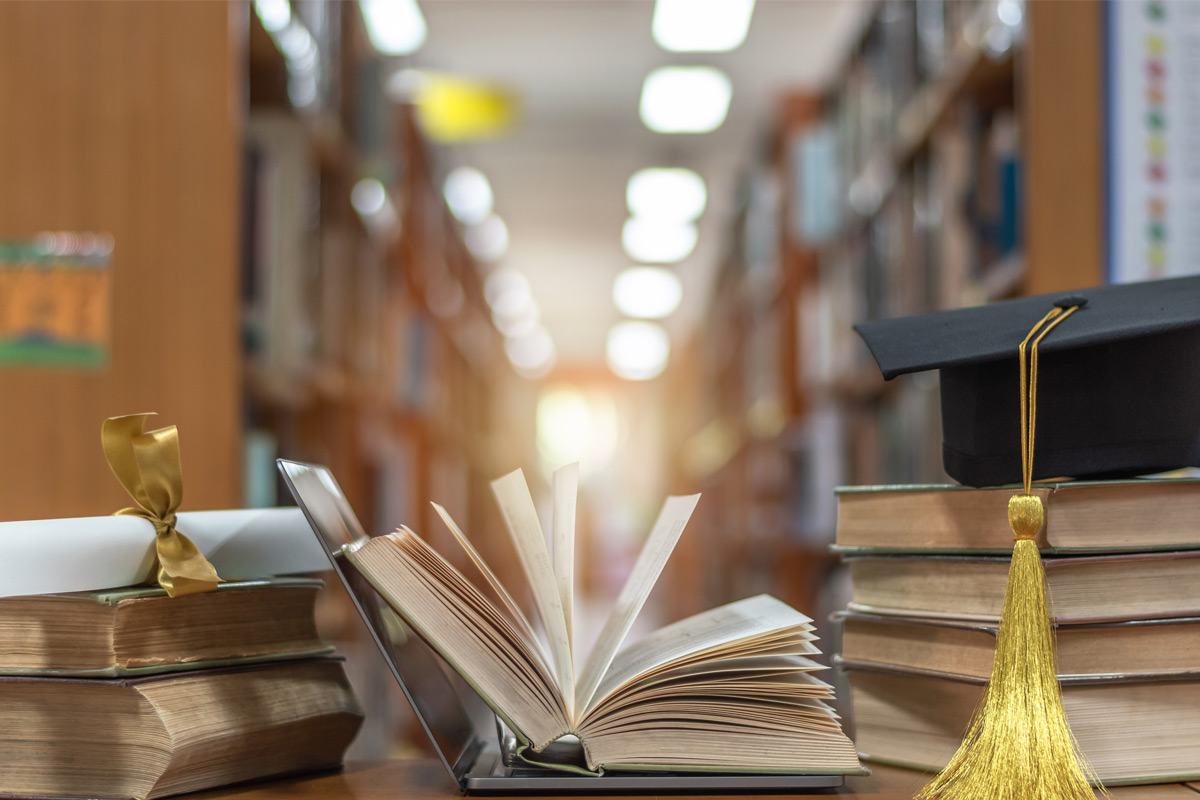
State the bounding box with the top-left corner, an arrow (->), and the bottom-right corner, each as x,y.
846,550 -> 1200,622
0,658 -> 363,800
835,478 -> 1200,554
840,610 -> 1200,680
345,466 -> 862,777
846,663 -> 1200,786
0,578 -> 332,676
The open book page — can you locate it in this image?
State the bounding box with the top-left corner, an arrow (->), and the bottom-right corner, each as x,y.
583,594 -> 817,715
552,464 -> 578,668
491,469 -> 575,718
575,493 -> 700,712
346,530 -> 570,749
430,502 -> 553,675
572,596 -> 858,773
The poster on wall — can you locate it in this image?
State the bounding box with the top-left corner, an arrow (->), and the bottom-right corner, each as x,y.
0,233 -> 112,367
1107,0 -> 1200,282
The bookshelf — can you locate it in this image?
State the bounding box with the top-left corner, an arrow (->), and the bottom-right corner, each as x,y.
668,0 -> 1107,618
243,3 -> 535,757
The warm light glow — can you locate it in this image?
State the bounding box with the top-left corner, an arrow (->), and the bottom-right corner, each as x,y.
652,0 -> 755,53
443,166 -> 494,225
484,268 -> 529,307
626,168 -> 707,222
506,326 -> 556,378
639,66 -> 732,134
485,268 -> 541,338
465,215 -> 509,262
351,178 -> 387,217
359,0 -> 427,56
612,267 -> 683,319
606,321 -> 671,381
536,386 -> 619,475
254,0 -> 292,33
621,217 -> 697,263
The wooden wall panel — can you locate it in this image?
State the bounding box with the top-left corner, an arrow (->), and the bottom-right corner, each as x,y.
0,1 -> 242,519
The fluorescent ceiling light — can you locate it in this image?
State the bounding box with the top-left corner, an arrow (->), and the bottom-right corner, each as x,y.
639,66 -> 732,134
254,0 -> 292,33
359,0 -> 427,56
613,266 -> 683,319
506,326 -> 556,378
465,215 -> 509,262
484,267 -> 529,307
652,0 -> 755,53
626,168 -> 707,222
606,321 -> 671,381
622,217 -> 697,263
351,178 -> 387,216
443,166 -> 494,225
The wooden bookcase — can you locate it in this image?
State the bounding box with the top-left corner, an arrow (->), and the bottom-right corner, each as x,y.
667,0 -> 1106,618
0,1 -> 243,519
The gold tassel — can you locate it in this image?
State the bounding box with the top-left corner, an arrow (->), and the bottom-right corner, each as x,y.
916,305 -> 1106,800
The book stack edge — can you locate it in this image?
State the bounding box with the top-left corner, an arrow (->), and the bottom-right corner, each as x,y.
833,478 -> 1200,788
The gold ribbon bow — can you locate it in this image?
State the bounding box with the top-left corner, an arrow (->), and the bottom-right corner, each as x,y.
101,413 -> 222,597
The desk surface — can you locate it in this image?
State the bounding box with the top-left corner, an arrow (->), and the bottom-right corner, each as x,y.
192,760 -> 925,800
190,760 -> 1200,800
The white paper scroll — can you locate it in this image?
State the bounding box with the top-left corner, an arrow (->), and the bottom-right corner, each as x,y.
0,507 -> 330,598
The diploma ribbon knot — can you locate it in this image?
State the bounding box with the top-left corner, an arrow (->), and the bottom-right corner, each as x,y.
101,413 -> 222,597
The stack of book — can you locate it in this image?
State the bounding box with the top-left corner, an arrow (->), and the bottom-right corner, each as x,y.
0,578 -> 363,800
834,478 -> 1200,788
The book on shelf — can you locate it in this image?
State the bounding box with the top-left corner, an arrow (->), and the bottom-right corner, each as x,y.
0,658 -> 362,800
840,610 -> 1200,680
345,465 -> 862,776
846,663 -> 1200,786
835,478 -> 1200,554
846,550 -> 1200,622
0,578 -> 331,677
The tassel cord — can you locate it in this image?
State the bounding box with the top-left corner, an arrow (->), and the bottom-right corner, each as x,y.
916,303 -> 1104,800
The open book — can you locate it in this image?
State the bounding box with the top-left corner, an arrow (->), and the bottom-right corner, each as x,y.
346,465 -> 861,775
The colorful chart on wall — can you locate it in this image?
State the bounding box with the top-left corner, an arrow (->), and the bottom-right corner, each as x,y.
0,233 -> 113,367
1107,0 -> 1200,282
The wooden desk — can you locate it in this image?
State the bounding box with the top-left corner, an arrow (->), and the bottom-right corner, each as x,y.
192,760 -> 1200,800
190,760 -> 928,800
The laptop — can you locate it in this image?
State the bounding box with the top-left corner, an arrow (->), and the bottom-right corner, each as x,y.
278,459 -> 847,793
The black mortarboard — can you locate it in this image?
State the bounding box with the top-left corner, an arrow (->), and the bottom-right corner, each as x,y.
855,275 -> 1200,487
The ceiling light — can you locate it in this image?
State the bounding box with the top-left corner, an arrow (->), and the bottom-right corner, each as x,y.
652,0 -> 755,52
351,178 -> 387,217
621,217 -> 698,263
484,268 -> 530,307
465,215 -> 509,262
606,321 -> 671,381
626,168 -> 707,222
613,267 -> 683,319
254,0 -> 292,33
506,327 -> 556,378
443,166 -> 494,225
359,0 -> 427,56
639,66 -> 732,134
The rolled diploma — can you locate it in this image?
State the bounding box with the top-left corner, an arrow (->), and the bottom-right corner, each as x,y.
0,507 -> 332,598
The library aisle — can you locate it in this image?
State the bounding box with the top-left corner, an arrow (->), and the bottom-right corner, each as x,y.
1,0 -> 1196,770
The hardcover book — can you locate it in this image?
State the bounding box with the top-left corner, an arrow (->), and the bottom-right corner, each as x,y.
834,478 -> 1200,554
0,577 -> 332,676
0,658 -> 363,800
846,663 -> 1200,786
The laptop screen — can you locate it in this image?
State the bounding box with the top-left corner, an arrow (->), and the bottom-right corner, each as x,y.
277,459 -> 493,782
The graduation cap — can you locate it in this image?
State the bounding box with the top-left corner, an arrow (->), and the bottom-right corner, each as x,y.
856,275 -> 1200,487
857,276 -> 1200,800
